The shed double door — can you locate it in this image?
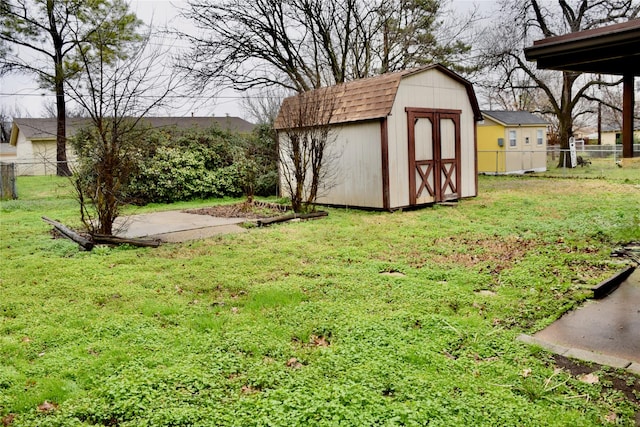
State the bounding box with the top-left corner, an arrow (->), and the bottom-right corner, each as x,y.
407,108 -> 461,205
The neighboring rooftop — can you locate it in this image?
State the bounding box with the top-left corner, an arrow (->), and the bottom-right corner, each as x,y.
274,64 -> 481,129
10,116 -> 255,145
601,124 -> 640,133
481,110 -> 548,126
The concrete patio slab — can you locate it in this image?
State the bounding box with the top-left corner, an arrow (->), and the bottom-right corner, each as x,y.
113,211 -> 250,243
520,268 -> 640,371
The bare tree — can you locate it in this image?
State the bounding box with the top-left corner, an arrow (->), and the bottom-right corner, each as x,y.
177,0 -> 473,94
582,77 -> 640,134
0,104 -> 25,144
480,0 -> 639,166
0,0 -> 141,176
277,87 -> 338,213
241,88 -> 290,126
66,28 -> 178,235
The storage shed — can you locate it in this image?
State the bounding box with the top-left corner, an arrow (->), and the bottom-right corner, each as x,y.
477,110 -> 548,174
274,64 -> 482,210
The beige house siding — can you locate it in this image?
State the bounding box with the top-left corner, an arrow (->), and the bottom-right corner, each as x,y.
503,126 -> 547,174
601,130 -> 640,145
14,136 -> 76,176
478,113 -> 547,174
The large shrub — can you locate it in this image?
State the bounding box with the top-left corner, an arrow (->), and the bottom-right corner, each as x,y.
127,124 -> 277,204
237,124 -> 279,198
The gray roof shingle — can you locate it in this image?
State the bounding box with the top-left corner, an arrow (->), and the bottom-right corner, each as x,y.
481,110 -> 548,126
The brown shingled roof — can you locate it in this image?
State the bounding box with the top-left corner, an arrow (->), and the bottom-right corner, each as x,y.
274,64 -> 481,130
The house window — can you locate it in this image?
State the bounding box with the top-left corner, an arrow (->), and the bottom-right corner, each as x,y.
537,129 -> 543,145
509,130 -> 517,147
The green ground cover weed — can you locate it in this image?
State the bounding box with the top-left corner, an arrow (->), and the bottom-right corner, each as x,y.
0,175 -> 639,426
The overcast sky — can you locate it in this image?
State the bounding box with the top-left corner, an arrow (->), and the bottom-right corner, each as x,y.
0,0 -> 499,121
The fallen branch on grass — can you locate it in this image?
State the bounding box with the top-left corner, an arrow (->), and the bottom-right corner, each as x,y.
42,217 -> 162,250
256,211 -> 328,226
91,234 -> 161,248
42,216 -> 94,251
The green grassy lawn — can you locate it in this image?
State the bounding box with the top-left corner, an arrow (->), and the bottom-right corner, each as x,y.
1,175 -> 639,426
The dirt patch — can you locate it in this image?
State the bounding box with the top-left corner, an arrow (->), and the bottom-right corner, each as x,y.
552,354 -> 640,422
425,235 -> 537,271
184,201 -> 289,220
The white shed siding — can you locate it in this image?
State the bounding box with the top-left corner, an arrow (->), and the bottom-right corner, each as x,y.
387,69 -> 476,207
315,121 -> 383,208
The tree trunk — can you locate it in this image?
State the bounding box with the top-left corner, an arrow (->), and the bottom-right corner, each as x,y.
49,0 -> 71,177
55,78 -> 71,176
556,71 -> 576,168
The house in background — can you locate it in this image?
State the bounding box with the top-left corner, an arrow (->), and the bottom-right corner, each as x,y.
0,142 -> 16,163
9,116 -> 255,176
599,125 -> 640,145
274,64 -> 482,210
477,110 -> 548,174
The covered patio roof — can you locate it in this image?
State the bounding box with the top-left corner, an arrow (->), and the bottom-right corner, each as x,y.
524,20 -> 640,76
525,19 -> 640,158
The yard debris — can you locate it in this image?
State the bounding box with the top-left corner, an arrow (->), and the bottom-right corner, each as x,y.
309,335 -> 330,347
286,357 -> 303,369
42,216 -> 93,251
577,373 -> 599,384
42,216 -> 161,250
605,412 -> 618,422
611,242 -> 640,263
37,401 -> 58,413
241,385 -> 259,394
1,414 -> 15,426
91,233 -> 161,248
257,211 -> 328,226
576,156 -> 591,167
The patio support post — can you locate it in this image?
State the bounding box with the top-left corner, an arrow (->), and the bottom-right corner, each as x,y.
622,73 -> 634,158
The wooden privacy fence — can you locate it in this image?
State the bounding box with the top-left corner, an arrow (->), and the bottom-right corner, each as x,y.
0,162 -> 18,200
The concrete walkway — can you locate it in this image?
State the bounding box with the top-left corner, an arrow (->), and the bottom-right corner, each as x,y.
519,268 -> 640,374
113,210 -> 250,243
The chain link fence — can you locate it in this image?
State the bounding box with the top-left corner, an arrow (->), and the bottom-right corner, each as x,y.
4,159 -> 73,176
545,144 -> 640,175
479,144 -> 639,178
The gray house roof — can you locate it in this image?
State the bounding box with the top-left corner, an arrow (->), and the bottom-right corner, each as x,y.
481,111 -> 548,126
10,116 -> 255,145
